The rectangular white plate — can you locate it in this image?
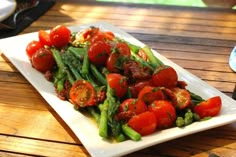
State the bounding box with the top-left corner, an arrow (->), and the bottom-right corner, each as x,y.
1,21 -> 236,157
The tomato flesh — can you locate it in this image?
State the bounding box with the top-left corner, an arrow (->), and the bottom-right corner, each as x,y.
171,88 -> 191,109
194,96 -> 222,119
69,80 -> 97,107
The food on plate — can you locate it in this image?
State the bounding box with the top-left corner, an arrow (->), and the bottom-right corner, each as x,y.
25,25 -> 222,142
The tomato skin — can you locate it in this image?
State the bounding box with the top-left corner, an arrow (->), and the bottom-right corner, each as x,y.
106,52 -> 120,73
31,48 -> 55,73
148,100 -> 176,129
138,86 -> 166,105
119,98 -> 147,115
106,73 -> 128,98
69,80 -> 97,107
152,65 -> 178,88
26,40 -> 43,59
171,88 -> 191,109
88,40 -> 111,65
38,30 -> 52,47
128,111 -> 157,136
115,42 -> 131,57
194,96 -> 222,119
50,25 -> 71,48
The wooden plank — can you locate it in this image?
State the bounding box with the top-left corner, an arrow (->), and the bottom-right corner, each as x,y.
0,135 -> 88,157
0,105 -> 76,143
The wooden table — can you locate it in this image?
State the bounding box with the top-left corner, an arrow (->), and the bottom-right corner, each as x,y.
1,1 -> 236,157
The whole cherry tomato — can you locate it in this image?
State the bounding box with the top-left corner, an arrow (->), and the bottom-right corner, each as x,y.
31,48 -> 55,73
50,25 -> 71,48
88,40 -> 111,65
115,42 -> 131,57
148,100 -> 176,129
26,40 -> 43,59
106,73 -> 128,98
152,65 -> 178,88
119,98 -> 147,115
128,111 -> 157,136
194,96 -> 222,119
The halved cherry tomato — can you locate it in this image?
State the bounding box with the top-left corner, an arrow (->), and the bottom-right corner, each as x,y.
128,111 -> 157,136
79,27 -> 100,42
115,42 -> 131,57
152,65 -> 178,88
90,31 -> 115,44
38,30 -> 52,47
88,40 -> 111,65
194,96 -> 222,119
148,100 -> 176,129
103,31 -> 115,41
129,80 -> 153,98
106,73 -> 128,98
171,88 -> 191,109
138,86 -> 166,105
106,52 -> 123,73
50,25 -> 71,48
69,80 -> 97,107
119,98 -> 147,115
26,40 -> 43,59
31,48 -> 55,73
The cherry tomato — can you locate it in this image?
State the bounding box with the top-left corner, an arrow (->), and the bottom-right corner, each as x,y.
50,25 -> 71,48
106,73 -> 128,98
26,40 -> 43,59
128,111 -> 157,136
115,42 -> 131,57
103,31 -> 115,41
38,30 -> 52,47
119,98 -> 147,115
152,65 -> 178,88
106,52 -> 121,72
88,40 -> 111,65
148,100 -> 176,129
194,96 -> 222,119
138,86 -> 166,105
69,80 -> 97,107
171,88 -> 191,109
31,48 -> 55,73
90,32 -> 106,44
79,27 -> 100,42
129,80 -> 153,98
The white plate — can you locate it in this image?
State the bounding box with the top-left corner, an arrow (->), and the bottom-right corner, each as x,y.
0,22 -> 236,157
0,0 -> 17,22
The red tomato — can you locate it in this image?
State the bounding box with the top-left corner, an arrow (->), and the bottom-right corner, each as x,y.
129,80 -> 153,98
128,111 -> 157,136
79,27 -> 100,42
115,42 -> 131,57
90,32 -> 106,44
103,31 -> 115,41
88,40 -> 111,65
106,52 -> 121,72
152,65 -> 178,88
50,25 -> 71,48
138,86 -> 166,105
69,80 -> 97,107
119,98 -> 147,115
171,88 -> 191,109
194,96 -> 222,119
148,100 -> 176,129
26,40 -> 43,59
31,48 -> 55,73
38,30 -> 52,47
106,73 -> 128,98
